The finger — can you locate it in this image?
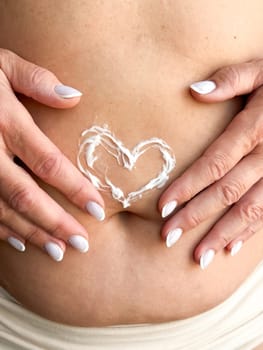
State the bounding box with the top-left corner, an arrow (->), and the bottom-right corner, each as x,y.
194,179 -> 263,268
226,218 -> 263,256
0,223 -> 26,252
1,198 -> 90,261
0,95 -> 105,220
0,198 -> 70,261
0,153 -> 90,251
189,59 -> 263,102
159,109 -> 263,217
0,220 -> 67,262
0,48 -> 82,108
162,151 -> 261,246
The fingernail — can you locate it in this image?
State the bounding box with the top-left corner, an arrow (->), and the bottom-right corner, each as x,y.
190,80 -> 216,94
200,249 -> 215,270
166,228 -> 183,248
162,200 -> 177,218
54,85 -> 83,99
44,242 -> 64,262
68,235 -> 89,253
230,240 -> 243,256
7,237 -> 25,252
86,201 -> 105,221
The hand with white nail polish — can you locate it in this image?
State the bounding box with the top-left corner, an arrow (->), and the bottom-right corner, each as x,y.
0,49 -> 105,261
159,59 -> 263,268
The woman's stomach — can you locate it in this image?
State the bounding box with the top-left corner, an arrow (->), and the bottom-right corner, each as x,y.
1,0 -> 263,326
1,205 -> 263,326
1,90 -> 263,327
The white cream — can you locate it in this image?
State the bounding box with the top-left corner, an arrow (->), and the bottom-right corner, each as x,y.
77,125 -> 176,208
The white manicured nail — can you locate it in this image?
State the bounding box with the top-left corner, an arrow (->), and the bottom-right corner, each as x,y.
69,235 -> 89,253
45,242 -> 64,262
162,200 -> 177,218
166,228 -> 183,248
190,80 -> 216,95
54,85 -> 82,99
86,201 -> 105,221
7,237 -> 25,252
231,240 -> 243,256
200,249 -> 215,269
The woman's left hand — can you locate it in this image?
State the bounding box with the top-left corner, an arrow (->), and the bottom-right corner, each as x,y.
158,60 -> 263,269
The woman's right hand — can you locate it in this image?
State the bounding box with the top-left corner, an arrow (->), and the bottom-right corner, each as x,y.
0,49 -> 105,261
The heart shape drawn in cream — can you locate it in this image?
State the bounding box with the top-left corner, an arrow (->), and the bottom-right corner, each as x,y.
77,125 -> 176,208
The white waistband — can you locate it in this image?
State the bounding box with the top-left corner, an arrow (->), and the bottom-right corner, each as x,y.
1,262 -> 263,349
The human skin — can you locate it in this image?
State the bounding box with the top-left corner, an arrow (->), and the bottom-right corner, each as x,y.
0,50 -> 106,260
0,1 -> 263,328
160,60 -> 263,267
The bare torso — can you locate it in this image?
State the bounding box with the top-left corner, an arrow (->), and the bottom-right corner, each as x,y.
0,0 -> 263,326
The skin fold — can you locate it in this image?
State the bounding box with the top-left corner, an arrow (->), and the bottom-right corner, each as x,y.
0,1 -> 262,328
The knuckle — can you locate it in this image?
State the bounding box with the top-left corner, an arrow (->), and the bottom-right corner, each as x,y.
40,210 -> 65,239
239,202 -> 263,223
246,225 -> 257,237
33,151 -> 63,180
238,110 -> 261,151
0,69 -> 11,92
30,66 -> 50,92
178,184 -> 194,202
0,50 -> 20,85
3,122 -> 22,150
217,66 -> 240,94
0,98 -> 24,141
253,112 -> 263,145
0,202 -> 6,221
0,48 -> 9,58
186,209 -> 203,228
219,181 -> 245,206
253,144 -> 263,171
24,227 -> 41,242
218,233 -> 231,247
0,104 -> 10,130
28,65 -> 54,99
0,48 -> 14,67
48,221 -> 64,239
68,183 -> 85,202
204,152 -> 230,180
9,186 -> 35,213
254,72 -> 263,90
0,98 -> 15,133
252,60 -> 263,89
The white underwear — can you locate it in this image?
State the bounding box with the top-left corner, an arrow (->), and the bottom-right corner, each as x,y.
1,261 -> 263,350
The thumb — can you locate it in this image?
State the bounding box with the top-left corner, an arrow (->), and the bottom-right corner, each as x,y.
0,49 -> 82,109
189,59 -> 263,103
